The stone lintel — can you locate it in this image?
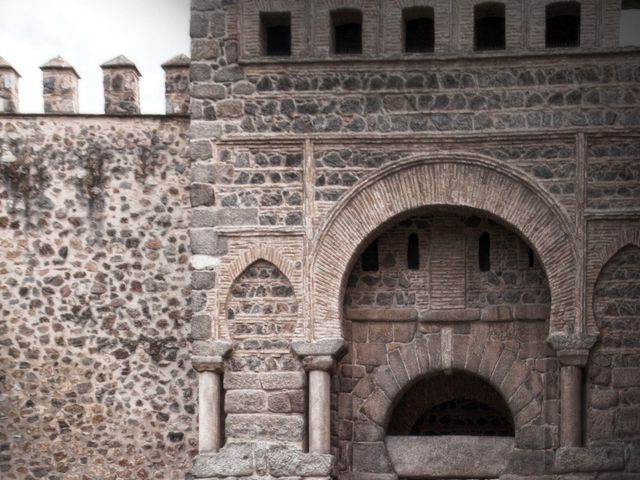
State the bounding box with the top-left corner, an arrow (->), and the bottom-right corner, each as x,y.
547,332 -> 597,356
553,445 -> 624,473
192,443 -> 334,478
291,337 -> 346,359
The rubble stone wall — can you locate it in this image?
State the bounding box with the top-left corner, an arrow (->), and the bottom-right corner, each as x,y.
0,115 -> 193,480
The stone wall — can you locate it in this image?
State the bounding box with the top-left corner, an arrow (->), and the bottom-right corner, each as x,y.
345,213 -> 550,317
0,115 -> 192,479
587,245 -> 640,442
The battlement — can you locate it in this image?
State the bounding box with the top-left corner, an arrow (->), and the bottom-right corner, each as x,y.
224,0 -> 638,62
0,54 -> 190,115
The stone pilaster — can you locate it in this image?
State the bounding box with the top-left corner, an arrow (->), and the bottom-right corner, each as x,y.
100,55 -> 141,115
292,338 -> 346,454
0,56 -> 19,113
40,56 -> 80,114
161,54 -> 190,115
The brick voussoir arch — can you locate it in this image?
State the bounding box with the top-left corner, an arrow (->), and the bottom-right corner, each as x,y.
357,336 -> 540,438
310,152 -> 577,339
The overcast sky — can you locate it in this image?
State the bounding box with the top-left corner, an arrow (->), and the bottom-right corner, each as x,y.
0,0 -> 190,114
0,2 -> 638,114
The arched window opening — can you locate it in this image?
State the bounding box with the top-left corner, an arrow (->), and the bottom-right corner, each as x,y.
474,3 -> 506,51
332,9 -> 363,54
621,1 -> 640,46
260,12 -> 292,56
408,233 -> 420,270
388,371 -> 515,436
362,238 -> 379,271
545,2 -> 581,48
528,247 -> 535,268
403,7 -> 435,53
479,232 -> 491,272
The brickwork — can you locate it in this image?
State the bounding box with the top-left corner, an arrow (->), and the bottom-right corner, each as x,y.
587,245 -> 640,442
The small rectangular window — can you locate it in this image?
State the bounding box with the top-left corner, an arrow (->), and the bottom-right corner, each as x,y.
474,3 -> 506,51
261,12 -> 291,56
403,7 -> 435,53
332,9 -> 363,54
545,2 -> 580,48
362,239 -> 379,271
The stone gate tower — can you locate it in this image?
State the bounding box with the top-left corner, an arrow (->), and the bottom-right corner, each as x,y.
188,1 -> 640,479
1,1 -> 639,479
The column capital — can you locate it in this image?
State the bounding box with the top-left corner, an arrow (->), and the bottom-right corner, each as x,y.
192,340 -> 233,372
556,349 -> 590,367
302,355 -> 335,372
192,355 -> 225,373
547,332 -> 597,353
291,337 -> 347,358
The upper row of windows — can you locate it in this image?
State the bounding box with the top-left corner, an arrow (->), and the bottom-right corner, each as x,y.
260,1 -> 639,56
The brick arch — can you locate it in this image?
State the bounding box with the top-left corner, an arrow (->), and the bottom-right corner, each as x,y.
592,229 -> 640,278
588,229 -> 640,333
226,244 -> 299,297
353,334 -> 543,442
310,153 -> 576,339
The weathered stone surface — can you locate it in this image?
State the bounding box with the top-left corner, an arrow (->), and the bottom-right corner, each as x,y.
225,414 -> 304,441
215,99 -> 244,118
192,443 -> 254,477
192,83 -> 226,100
225,389 -> 267,413
352,442 -> 393,473
190,229 -> 227,256
260,372 -> 306,390
553,445 -> 624,473
386,435 -> 513,478
268,448 -> 334,477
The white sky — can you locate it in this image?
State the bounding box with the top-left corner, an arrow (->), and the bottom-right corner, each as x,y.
0,0 -> 190,114
0,2 -> 638,114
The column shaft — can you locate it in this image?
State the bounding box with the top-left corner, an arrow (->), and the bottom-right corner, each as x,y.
198,371 -> 222,453
308,369 -> 331,454
560,365 -> 582,447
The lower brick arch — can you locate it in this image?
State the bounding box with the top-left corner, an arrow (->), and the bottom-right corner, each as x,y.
345,332 -> 548,477
355,334 -> 543,439
310,153 -> 577,339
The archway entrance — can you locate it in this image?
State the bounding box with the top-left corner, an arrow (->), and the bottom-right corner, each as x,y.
386,371 -> 515,479
333,209 -> 555,479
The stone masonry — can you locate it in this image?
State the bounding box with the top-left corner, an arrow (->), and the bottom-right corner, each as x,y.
1,1 -> 640,479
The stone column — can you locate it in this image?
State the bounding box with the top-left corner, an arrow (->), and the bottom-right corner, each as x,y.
559,362 -> 582,447
40,56 -> 80,114
100,55 -> 141,115
292,338 -> 346,454
547,333 -> 596,447
161,54 -> 190,115
0,56 -> 20,114
192,341 -> 232,453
